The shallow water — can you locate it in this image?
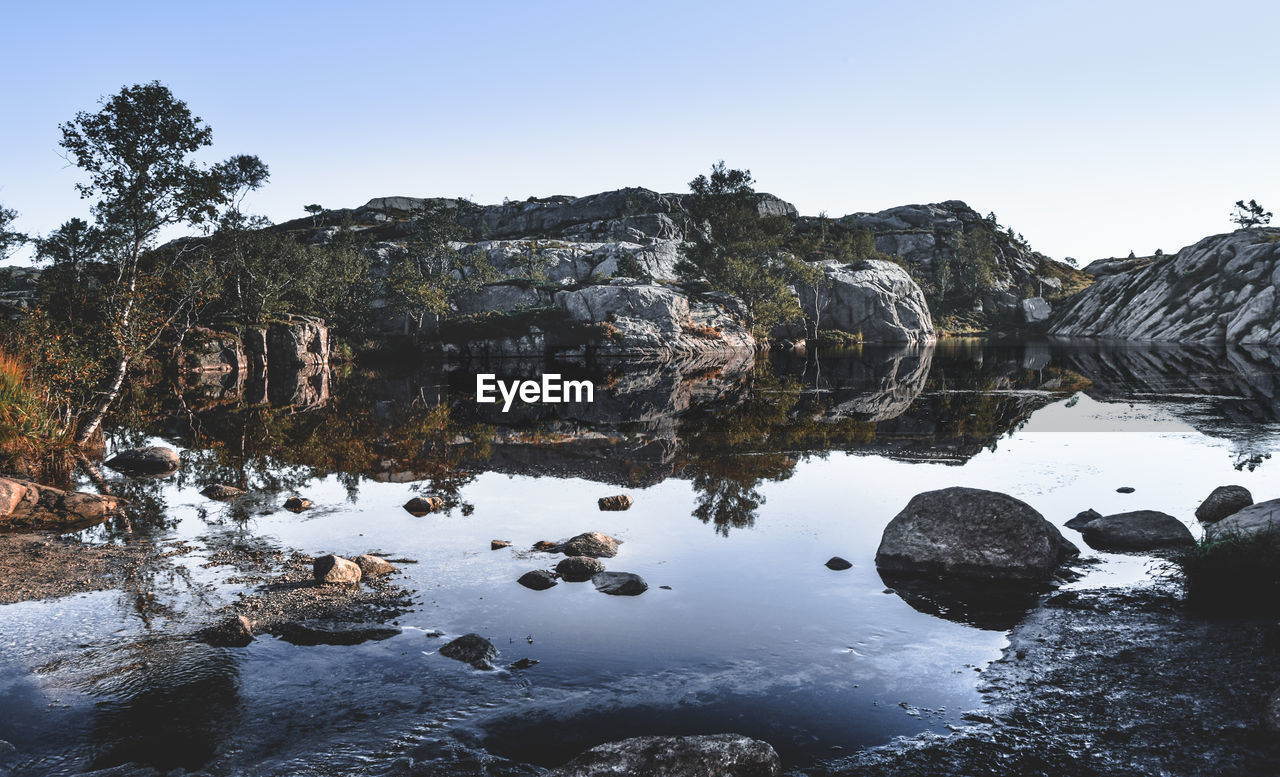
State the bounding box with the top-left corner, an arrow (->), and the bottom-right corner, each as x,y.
1,340 -> 1278,776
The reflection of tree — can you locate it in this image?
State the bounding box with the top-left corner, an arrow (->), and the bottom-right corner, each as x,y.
688,453 -> 795,535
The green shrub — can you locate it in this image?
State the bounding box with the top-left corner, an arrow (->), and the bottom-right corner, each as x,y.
1171,533 -> 1280,612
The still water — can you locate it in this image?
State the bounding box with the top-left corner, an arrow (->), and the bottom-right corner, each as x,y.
1,341 -> 1277,776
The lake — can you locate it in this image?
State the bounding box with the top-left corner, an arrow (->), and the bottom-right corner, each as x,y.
1,340 -> 1277,776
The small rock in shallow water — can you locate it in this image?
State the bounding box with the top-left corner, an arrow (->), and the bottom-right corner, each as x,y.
510,658 -> 539,670
200,615 -> 254,647
403,496 -> 443,515
313,554 -> 362,585
518,570 -> 557,590
1195,485 -> 1253,524
557,556 -> 606,582
105,446 -> 181,476
557,531 -> 621,558
439,633 -> 498,670
491,540 -> 511,550
825,556 -> 853,570
277,620 -> 400,646
597,494 -> 633,511
545,733 -> 781,777
532,540 -> 558,552
1080,511 -> 1194,552
1065,508 -> 1102,530
592,571 -> 648,596
1116,486 -> 1136,494
353,554 -> 396,576
283,496 -> 312,512
200,483 -> 245,501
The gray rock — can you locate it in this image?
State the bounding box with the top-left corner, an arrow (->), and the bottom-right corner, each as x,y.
1020,296 -> 1052,324
105,446 -> 181,476
556,556 -> 607,582
199,615 -> 254,648
518,570 -> 558,590
353,554 -> 397,576
591,571 -> 648,596
598,494 -> 633,511
1065,509 -> 1103,530
1079,511 -> 1195,552
277,620 -> 400,646
1195,485 -> 1253,524
200,483 -> 245,501
266,315 -> 328,367
825,556 -> 853,570
874,487 -> 1079,582
1205,498 -> 1280,544
798,260 -> 935,345
545,733 -> 782,777
313,554 -> 362,585
439,633 -> 498,670
1050,228 -> 1280,345
556,531 -> 621,558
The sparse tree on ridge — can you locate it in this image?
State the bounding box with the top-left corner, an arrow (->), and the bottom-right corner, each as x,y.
1230,199 -> 1273,229
0,204 -> 26,260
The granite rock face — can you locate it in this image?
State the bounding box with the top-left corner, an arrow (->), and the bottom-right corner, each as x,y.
799,260 -> 936,345
1050,229 -> 1280,344
555,282 -> 755,356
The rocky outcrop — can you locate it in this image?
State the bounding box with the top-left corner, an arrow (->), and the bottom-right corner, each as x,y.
0,478 -> 125,531
875,487 -> 1079,582
267,315 -> 328,367
1049,228 -> 1280,344
182,317 -> 329,373
1206,499 -> 1280,544
1020,297 -> 1051,324
554,282 -> 755,356
798,260 -> 935,344
546,734 -> 782,777
1078,511 -> 1195,552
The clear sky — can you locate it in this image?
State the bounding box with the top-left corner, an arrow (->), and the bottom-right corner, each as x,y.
2,0 -> 1277,264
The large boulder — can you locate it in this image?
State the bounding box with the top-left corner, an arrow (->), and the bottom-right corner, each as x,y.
1050,228 -> 1280,344
875,487 -> 1079,582
1020,296 -> 1052,324
267,315 -> 328,367
592,571 -> 649,596
554,282 -> 755,356
313,554 -> 362,585
798,260 -> 935,345
1195,485 -> 1253,524
546,734 -> 782,777
1205,499 -> 1280,544
1079,511 -> 1195,552
105,446 -> 181,476
439,633 -> 498,670
0,477 -> 125,531
182,327 -> 246,373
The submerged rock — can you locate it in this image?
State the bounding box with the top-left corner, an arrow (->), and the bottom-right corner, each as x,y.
546,733 -> 782,777
875,487 -> 1078,583
283,496 -> 313,512
439,633 -> 498,670
556,556 -> 606,582
1195,485 -> 1253,524
825,556 -> 853,570
200,483 -> 245,500
313,554 -> 362,585
1079,511 -> 1195,552
518,570 -> 558,590
592,571 -> 648,596
597,494 -> 633,511
403,496 -> 444,515
1205,498 -> 1280,544
556,531 -> 622,558
1065,509 -> 1102,530
200,615 -> 255,647
105,446 -> 181,476
353,554 -> 397,576
277,620 -> 400,646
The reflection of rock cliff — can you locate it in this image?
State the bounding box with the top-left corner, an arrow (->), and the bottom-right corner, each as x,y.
1050,229 -> 1280,345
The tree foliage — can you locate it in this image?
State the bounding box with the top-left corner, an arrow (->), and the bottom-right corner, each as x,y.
1230,199 -> 1273,229
0,204 -> 26,260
